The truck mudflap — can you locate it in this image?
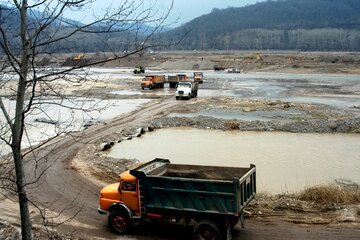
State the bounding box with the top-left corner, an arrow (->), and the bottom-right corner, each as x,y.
239,211 -> 245,228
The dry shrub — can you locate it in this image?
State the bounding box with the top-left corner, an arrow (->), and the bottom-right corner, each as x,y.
298,184 -> 360,204
226,120 -> 239,130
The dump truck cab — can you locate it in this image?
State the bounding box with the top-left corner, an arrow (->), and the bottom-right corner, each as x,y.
176,81 -> 198,100
193,72 -> 204,83
140,76 -> 154,89
99,171 -> 139,214
141,75 -> 165,89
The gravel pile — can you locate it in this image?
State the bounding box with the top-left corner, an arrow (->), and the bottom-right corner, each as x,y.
149,116 -> 360,133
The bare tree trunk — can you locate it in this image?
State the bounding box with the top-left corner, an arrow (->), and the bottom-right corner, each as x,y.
11,1 -> 33,239
0,1 -> 175,239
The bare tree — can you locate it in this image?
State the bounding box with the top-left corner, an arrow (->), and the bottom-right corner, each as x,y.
0,0 -> 173,239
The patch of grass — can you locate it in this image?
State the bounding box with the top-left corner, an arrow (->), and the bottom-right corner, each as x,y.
298,184 -> 360,204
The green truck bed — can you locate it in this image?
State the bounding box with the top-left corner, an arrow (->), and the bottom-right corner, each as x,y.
130,159 -> 256,216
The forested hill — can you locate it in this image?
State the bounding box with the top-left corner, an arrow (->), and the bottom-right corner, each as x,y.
190,0 -> 360,31
163,0 -> 360,51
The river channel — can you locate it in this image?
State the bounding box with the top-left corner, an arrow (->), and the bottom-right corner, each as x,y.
108,128 -> 360,194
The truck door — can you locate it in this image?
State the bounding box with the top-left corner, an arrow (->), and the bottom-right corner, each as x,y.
120,181 -> 139,212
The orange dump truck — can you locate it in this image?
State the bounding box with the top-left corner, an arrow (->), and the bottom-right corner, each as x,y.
193,72 -> 204,83
141,75 -> 165,89
98,158 -> 256,240
168,74 -> 188,88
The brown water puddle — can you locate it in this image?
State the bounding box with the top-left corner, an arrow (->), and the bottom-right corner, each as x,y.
108,128 -> 360,194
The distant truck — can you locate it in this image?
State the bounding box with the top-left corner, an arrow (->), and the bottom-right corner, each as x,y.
214,65 -> 226,71
73,53 -> 85,60
98,158 -> 256,240
168,74 -> 188,88
176,81 -> 198,100
193,72 -> 204,83
141,75 -> 165,89
133,65 -> 145,74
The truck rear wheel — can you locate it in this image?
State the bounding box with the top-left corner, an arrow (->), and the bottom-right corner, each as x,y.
108,210 -> 132,234
193,220 -> 221,240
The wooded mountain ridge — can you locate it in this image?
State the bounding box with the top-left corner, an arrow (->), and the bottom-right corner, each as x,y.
1,0 -> 360,52
162,0 -> 360,51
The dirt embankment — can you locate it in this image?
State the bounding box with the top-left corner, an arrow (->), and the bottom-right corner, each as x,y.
148,97 -> 360,133
135,51 -> 360,74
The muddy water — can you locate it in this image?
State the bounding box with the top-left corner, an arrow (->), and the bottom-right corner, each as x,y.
108,128 -> 360,194
0,98 -> 150,156
201,71 -> 360,110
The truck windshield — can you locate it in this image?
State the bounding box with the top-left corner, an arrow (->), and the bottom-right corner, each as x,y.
178,83 -> 191,87
121,181 -> 136,192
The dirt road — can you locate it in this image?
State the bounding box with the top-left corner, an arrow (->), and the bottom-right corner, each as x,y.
2,95 -> 352,239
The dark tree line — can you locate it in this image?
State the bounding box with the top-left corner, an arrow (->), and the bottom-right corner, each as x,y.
174,28 -> 360,51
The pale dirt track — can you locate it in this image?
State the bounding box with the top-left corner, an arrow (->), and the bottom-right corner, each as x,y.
16,95 -> 359,239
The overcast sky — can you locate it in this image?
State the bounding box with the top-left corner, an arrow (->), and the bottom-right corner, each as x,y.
61,0 -> 265,27
155,0 -> 266,26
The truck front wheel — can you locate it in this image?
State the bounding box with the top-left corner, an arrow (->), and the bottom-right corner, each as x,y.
193,220 -> 221,240
108,210 -> 132,234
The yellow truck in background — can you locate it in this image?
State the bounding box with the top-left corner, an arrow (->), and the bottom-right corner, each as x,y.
98,158 -> 256,240
141,75 -> 165,89
73,53 -> 85,60
193,72 -> 204,83
168,74 -> 188,88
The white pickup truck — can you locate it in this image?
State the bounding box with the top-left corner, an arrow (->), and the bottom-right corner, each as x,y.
175,81 -> 199,100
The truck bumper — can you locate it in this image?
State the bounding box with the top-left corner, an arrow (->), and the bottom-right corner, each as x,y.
97,208 -> 108,215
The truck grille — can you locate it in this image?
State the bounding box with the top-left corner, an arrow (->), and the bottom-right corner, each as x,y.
178,91 -> 184,94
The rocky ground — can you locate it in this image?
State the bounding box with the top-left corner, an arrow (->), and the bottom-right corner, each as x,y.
149,97 -> 360,133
